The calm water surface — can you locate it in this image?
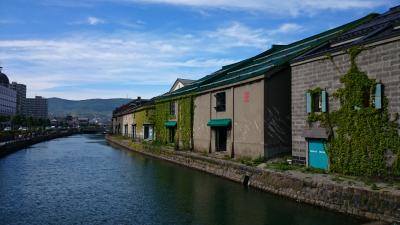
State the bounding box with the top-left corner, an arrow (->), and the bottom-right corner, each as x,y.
0,134 -> 365,225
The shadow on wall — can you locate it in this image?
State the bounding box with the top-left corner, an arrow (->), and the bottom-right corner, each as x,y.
264,67 -> 292,158
265,107 -> 291,157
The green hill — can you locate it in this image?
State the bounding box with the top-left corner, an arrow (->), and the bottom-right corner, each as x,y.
48,97 -> 131,118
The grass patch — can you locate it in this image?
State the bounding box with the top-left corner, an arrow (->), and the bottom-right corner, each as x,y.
238,156 -> 266,167
301,167 -> 327,174
331,176 -> 344,183
128,141 -> 144,150
356,177 -> 382,190
252,156 -> 266,165
267,163 -> 292,171
265,162 -> 303,171
370,183 -> 380,190
112,135 -> 129,140
222,155 -> 231,160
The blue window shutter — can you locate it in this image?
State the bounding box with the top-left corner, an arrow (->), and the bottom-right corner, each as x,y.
321,90 -> 327,112
375,83 -> 382,109
306,92 -> 312,113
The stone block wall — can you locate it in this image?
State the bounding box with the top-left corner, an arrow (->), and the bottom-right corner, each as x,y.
291,39 -> 400,164
193,79 -> 265,159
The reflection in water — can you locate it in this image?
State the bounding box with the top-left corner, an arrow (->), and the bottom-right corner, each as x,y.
0,134 -> 365,225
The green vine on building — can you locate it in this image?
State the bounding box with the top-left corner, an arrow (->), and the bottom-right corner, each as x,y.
154,101 -> 172,144
133,106 -> 155,136
177,96 -> 193,150
309,46 -> 400,177
154,94 -> 194,150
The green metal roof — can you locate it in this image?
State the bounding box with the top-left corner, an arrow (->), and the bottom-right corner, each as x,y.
197,13 -> 376,92
156,13 -> 376,100
164,121 -> 177,127
207,118 -> 232,127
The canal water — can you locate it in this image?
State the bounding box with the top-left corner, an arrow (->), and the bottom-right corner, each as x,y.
0,134 -> 365,225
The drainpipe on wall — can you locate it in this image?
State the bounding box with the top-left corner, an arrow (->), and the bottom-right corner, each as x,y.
231,87 -> 235,158
209,92 -> 212,153
190,96 -> 194,151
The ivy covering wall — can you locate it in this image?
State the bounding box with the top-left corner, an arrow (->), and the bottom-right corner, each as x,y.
133,106 -> 155,137
154,94 -> 193,150
154,101 -> 174,144
177,96 -> 193,150
309,47 -> 400,177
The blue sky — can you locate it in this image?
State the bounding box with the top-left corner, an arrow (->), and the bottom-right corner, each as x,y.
0,0 -> 398,100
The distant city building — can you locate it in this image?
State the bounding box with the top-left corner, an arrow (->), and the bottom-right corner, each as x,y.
26,96 -> 48,119
65,115 -> 78,128
78,117 -> 89,127
10,82 -> 27,115
0,67 -> 17,116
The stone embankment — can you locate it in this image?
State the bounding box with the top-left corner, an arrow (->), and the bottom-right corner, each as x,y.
0,130 -> 78,157
106,135 -> 400,223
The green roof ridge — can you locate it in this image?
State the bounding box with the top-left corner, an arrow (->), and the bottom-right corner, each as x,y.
157,12 -> 378,99
195,12 -> 378,92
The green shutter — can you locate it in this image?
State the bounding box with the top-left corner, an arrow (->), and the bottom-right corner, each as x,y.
321,90 -> 327,112
374,83 -> 382,109
306,92 -> 312,113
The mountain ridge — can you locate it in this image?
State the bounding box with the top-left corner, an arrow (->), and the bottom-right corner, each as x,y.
48,97 -> 132,119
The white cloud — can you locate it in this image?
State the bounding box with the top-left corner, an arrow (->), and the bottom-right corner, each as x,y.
0,21 -> 322,99
0,24 -> 268,99
68,16 -> 105,26
206,22 -> 303,49
127,0 -> 392,16
274,23 -> 303,33
40,0 -> 393,16
118,20 -> 145,28
87,16 -> 104,25
0,21 -> 308,98
208,22 -> 270,49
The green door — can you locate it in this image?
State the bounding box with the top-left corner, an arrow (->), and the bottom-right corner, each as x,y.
308,139 -> 328,170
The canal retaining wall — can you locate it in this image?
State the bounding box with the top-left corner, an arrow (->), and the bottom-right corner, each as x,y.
106,135 -> 400,223
0,131 -> 78,158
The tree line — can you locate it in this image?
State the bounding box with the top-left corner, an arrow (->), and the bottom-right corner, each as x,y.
0,115 -> 50,130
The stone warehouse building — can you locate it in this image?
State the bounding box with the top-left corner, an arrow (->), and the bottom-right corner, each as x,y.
112,97 -> 149,137
192,14 -> 374,159
153,78 -> 195,149
111,6 -> 400,169
291,6 -> 400,170
112,100 -> 133,135
131,100 -> 155,141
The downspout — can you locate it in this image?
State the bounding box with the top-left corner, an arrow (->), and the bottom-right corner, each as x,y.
176,100 -> 180,150
209,93 -> 212,153
231,87 -> 235,158
190,95 -> 194,151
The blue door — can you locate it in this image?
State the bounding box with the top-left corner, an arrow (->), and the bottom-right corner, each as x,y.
308,139 -> 328,170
